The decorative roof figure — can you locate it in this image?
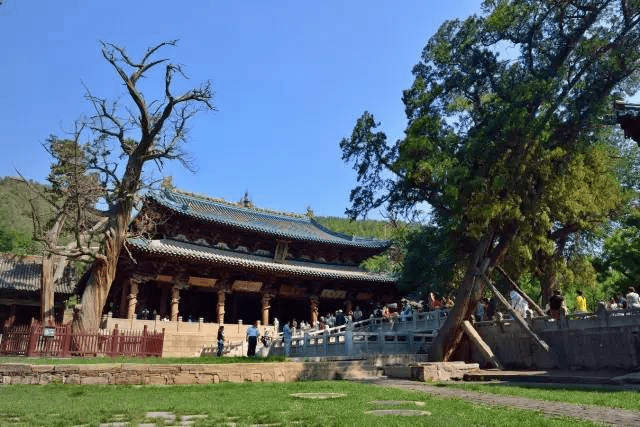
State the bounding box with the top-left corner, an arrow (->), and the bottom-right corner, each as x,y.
240,190 -> 253,208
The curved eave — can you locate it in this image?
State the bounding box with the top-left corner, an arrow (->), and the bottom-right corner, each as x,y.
148,191 -> 391,251
126,238 -> 397,285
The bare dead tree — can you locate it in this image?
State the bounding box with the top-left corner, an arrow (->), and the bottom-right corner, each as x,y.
64,40 -> 215,331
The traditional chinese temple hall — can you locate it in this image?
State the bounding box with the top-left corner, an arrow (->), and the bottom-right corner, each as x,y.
106,189 -> 397,326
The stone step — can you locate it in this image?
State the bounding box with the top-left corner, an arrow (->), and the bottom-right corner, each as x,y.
384,362 -> 480,381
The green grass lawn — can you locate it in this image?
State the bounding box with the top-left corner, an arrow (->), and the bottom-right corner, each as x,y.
0,355 -> 287,365
0,381 -> 600,427
443,382 -> 640,411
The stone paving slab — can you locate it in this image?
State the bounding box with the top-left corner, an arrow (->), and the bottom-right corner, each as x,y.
359,378 -> 640,427
464,369 -> 640,386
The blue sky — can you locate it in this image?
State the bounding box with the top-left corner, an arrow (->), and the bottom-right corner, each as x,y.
0,1 -> 483,219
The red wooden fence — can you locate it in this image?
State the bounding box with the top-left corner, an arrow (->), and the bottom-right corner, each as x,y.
0,322 -> 164,357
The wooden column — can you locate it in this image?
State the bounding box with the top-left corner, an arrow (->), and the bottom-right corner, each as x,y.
119,282 -> 129,318
40,254 -> 55,324
171,285 -> 180,322
4,304 -> 16,329
344,299 -> 353,315
309,295 -> 319,327
217,289 -> 226,324
159,286 -> 170,318
261,293 -> 273,326
126,279 -> 139,320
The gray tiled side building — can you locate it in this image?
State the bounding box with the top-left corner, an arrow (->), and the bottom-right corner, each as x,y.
0,253 -> 76,328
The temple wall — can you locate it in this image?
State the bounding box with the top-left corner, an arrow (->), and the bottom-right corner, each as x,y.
470,310 -> 640,370
102,315 -> 274,358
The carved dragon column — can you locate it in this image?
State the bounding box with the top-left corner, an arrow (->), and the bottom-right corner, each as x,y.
309,294 -> 320,327
217,289 -> 226,324
171,285 -> 181,322
261,292 -> 274,326
126,279 -> 139,320
216,277 -> 231,324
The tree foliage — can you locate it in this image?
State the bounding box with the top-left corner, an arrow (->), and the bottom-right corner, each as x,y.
340,0 -> 640,360
597,212 -> 640,291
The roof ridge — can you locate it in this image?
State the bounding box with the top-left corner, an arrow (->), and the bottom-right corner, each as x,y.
148,189 -> 391,250
0,253 -> 42,263
166,188 -> 308,219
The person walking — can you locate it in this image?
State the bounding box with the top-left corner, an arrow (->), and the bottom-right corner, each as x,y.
575,290 -> 587,313
626,287 -> 640,309
246,321 -> 260,357
282,320 -> 292,357
216,325 -> 225,357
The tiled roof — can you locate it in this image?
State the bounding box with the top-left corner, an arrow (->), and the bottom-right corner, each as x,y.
614,100 -> 640,118
613,100 -> 640,143
126,238 -> 396,284
148,190 -> 391,250
0,254 -> 75,295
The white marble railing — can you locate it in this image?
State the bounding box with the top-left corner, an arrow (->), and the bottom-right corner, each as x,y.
267,309 -> 449,358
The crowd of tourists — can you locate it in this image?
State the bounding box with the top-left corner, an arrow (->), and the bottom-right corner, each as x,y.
471,285 -> 640,324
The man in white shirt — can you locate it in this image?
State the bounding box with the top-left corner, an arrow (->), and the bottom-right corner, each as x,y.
626,287 -> 640,309
246,321 -> 260,356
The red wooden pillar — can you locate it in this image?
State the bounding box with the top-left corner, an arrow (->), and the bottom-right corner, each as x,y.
27,321 -> 40,357
110,324 -> 120,357
61,323 -> 72,357
142,324 -> 148,357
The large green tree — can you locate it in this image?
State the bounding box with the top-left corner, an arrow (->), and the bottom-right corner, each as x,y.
341,0 -> 640,361
596,212 -> 640,291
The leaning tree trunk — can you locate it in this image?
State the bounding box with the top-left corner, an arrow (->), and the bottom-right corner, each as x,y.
72,228 -> 125,331
430,224 -> 518,362
539,262 -> 558,308
430,231 -> 494,361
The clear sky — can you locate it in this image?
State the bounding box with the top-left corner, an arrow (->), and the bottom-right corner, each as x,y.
0,1 -> 483,219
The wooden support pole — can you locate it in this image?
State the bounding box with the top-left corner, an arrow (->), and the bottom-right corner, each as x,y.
478,271 -> 550,353
462,320 -> 502,369
496,265 -> 545,316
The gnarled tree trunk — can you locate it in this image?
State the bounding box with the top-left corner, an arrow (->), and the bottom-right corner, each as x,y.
73,172 -> 138,332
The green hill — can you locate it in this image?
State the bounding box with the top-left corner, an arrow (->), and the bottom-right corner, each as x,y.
313,216 -> 394,241
0,177 -> 47,254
